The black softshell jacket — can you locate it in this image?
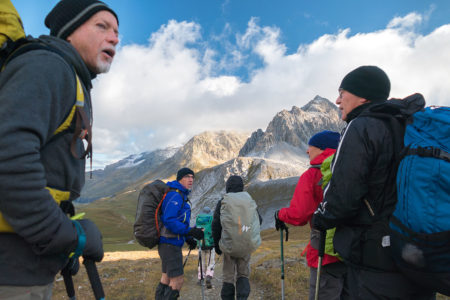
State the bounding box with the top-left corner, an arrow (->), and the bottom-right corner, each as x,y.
318,115 -> 397,226
315,95 -> 425,229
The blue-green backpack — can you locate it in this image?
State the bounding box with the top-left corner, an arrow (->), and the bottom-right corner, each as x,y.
196,214 -> 214,249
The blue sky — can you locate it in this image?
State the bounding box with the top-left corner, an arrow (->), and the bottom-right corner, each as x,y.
15,1 -> 450,48
12,0 -> 450,169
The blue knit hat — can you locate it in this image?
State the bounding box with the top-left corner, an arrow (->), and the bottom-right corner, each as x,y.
308,130 -> 340,150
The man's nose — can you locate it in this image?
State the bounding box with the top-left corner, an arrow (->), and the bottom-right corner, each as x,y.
107,30 -> 119,46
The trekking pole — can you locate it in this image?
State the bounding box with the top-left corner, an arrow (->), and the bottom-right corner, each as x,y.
183,248 -> 192,268
83,259 -> 105,300
62,271 -> 76,300
198,240 -> 205,300
314,230 -> 326,300
61,255 -> 80,300
280,228 -> 285,300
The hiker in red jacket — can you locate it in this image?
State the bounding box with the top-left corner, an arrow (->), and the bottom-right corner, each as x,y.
274,130 -> 348,300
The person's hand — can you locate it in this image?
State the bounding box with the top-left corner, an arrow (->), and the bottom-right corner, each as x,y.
74,219 -> 104,262
188,227 -> 204,240
274,210 -> 288,231
311,212 -> 327,232
186,237 -> 197,250
61,256 -> 80,276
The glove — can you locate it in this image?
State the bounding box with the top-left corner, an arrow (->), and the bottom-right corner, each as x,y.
61,256 -> 80,276
73,219 -> 104,262
188,227 -> 204,240
311,212 -> 327,232
275,210 -> 289,241
274,210 -> 288,231
215,245 -> 222,255
186,237 -> 197,250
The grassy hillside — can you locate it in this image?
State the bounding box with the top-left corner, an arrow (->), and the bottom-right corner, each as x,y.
76,190 -> 140,250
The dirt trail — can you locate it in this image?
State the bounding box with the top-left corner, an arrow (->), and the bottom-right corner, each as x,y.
174,250 -> 266,300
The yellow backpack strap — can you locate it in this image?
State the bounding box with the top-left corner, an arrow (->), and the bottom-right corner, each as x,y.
54,74 -> 84,135
45,187 -> 71,204
0,186 -> 71,233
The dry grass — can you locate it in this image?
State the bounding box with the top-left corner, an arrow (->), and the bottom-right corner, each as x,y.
51,226 -> 450,300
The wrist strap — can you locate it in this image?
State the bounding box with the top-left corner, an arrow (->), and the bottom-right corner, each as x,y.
71,220 -> 86,258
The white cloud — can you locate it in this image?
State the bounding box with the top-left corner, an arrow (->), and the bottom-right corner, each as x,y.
387,12 -> 423,30
90,14 -> 450,169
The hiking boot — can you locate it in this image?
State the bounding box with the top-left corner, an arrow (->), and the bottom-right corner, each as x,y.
206,275 -> 212,289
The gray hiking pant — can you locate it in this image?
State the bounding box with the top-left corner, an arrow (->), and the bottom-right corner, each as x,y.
0,283 -> 53,300
222,253 -> 251,283
309,263 -> 347,300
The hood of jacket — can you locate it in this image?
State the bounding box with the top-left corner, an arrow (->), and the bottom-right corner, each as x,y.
38,35 -> 93,89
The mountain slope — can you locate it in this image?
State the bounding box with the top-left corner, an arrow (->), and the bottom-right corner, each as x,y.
80,131 -> 249,202
79,147 -> 179,202
239,95 -> 343,163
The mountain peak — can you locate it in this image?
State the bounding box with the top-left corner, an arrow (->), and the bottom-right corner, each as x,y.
301,95 -> 337,113
170,130 -> 250,172
239,96 -> 344,158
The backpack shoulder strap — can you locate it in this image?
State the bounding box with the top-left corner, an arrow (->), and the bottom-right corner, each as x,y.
168,188 -> 188,204
2,38 -> 93,171
309,163 -> 323,186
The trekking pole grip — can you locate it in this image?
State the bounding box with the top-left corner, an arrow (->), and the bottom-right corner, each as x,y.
318,230 -> 326,257
83,259 -> 105,300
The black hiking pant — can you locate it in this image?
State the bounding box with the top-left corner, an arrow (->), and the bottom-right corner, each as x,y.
346,266 -> 436,300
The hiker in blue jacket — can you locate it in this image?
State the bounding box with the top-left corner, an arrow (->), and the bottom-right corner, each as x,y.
312,66 -> 435,300
155,167 -> 204,300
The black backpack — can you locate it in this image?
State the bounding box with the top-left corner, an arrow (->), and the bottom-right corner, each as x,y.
133,180 -> 182,248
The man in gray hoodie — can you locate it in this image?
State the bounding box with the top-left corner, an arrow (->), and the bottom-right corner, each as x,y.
0,0 -> 118,298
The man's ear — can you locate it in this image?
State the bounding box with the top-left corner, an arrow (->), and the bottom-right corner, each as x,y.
360,98 -> 371,104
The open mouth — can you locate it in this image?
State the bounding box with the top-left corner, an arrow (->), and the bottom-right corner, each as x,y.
102,48 -> 115,59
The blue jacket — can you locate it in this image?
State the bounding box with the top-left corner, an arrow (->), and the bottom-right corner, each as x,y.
160,180 -> 191,247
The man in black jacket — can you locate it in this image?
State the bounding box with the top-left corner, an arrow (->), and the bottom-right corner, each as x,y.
312,66 -> 435,299
0,1 -> 118,298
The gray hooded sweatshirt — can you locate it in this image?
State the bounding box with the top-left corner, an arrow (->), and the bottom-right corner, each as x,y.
0,35 -> 93,285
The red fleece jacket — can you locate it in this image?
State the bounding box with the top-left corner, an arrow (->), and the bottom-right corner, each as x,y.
278,148 -> 340,268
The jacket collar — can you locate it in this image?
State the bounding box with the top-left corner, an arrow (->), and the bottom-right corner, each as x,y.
346,101 -> 385,123
167,180 -> 190,195
310,148 -> 336,165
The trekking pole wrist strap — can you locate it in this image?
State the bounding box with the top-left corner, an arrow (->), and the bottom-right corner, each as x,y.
71,220 -> 86,258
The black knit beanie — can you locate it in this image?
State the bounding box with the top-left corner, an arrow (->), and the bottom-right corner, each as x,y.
339,66 -> 390,101
176,168 -> 194,181
226,175 -> 244,193
45,0 -> 118,40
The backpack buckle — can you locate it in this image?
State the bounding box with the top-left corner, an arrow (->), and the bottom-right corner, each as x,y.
440,150 -> 450,162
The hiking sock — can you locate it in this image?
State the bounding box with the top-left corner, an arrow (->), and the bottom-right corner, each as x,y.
155,282 -> 169,300
236,277 -> 250,300
221,282 -> 235,300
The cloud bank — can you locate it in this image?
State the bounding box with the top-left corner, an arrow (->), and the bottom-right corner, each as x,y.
91,12 -> 450,169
